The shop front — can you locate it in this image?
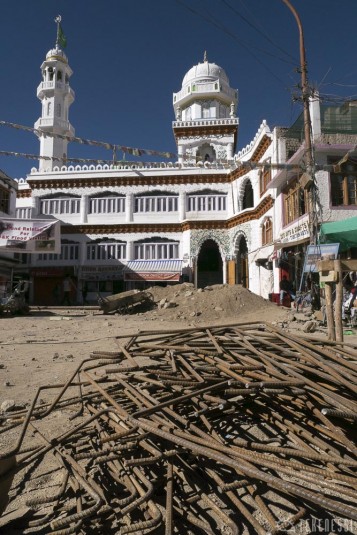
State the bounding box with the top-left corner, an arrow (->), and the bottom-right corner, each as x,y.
30,267 -> 77,306
79,266 -> 125,304
274,217 -> 310,301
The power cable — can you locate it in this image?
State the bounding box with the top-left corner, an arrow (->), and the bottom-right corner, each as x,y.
176,0 -> 291,91
221,0 -> 298,64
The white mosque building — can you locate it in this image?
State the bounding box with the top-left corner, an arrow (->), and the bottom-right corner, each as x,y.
14,36 -> 357,306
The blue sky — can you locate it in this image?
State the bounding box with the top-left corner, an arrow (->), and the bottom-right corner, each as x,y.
1,0 -> 357,179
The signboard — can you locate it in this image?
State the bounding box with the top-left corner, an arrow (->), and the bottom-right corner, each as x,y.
0,218 -> 61,254
304,243 -> 340,273
280,219 -> 309,244
81,266 -> 123,281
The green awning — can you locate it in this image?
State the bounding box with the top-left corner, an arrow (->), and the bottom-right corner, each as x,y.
320,216 -> 357,251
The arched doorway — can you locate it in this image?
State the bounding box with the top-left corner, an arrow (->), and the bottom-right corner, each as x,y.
197,239 -> 223,288
237,236 -> 249,288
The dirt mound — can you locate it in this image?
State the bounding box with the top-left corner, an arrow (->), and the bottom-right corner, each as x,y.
144,283 -> 290,323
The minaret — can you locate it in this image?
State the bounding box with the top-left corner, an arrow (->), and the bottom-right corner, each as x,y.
34,16 -> 75,172
172,53 -> 238,165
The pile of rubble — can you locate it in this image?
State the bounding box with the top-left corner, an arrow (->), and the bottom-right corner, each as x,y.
143,283 -> 290,323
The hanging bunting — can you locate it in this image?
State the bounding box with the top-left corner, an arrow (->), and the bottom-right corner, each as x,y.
0,120 -> 177,159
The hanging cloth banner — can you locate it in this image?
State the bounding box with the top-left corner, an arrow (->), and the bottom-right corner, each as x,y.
0,218 -> 61,254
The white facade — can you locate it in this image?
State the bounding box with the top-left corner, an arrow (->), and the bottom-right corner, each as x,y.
13,43 -> 357,305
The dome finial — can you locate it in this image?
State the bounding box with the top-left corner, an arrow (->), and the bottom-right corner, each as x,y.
54,15 -> 67,49
204,50 -> 207,63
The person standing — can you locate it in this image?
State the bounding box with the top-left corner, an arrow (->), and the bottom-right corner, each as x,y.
62,275 -> 75,306
279,276 -> 295,305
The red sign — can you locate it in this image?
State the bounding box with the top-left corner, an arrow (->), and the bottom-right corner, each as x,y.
124,272 -> 181,281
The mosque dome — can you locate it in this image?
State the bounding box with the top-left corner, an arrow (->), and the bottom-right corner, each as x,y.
45,47 -> 68,63
182,58 -> 229,87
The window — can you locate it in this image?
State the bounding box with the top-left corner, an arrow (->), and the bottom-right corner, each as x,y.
260,164 -> 271,195
330,160 -> 357,206
202,101 -> 211,119
283,177 -> 310,225
0,187 -> 10,213
262,218 -> 273,245
242,181 -> 254,209
56,104 -> 61,117
57,70 -> 62,81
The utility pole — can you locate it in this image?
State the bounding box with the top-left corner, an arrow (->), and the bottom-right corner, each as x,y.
281,0 -> 317,245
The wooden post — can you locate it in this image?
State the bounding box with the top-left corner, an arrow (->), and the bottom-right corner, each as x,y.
325,282 -> 336,341
227,260 -> 236,285
334,259 -> 344,342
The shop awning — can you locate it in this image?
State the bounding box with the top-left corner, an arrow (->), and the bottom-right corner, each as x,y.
123,260 -> 183,282
320,216 -> 357,252
250,244 -> 274,264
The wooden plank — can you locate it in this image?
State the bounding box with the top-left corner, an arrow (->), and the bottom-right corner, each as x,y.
317,259 -> 357,272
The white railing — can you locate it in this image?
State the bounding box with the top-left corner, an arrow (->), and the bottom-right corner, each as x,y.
40,198 -> 80,215
173,118 -> 238,128
15,207 -> 32,219
134,242 -> 179,260
86,242 -> 126,261
37,244 -> 79,261
29,161 -> 234,174
174,83 -> 236,103
187,194 -> 227,211
89,196 -> 125,214
135,196 -> 178,213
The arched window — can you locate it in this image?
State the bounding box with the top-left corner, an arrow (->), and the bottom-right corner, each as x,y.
57,70 -> 62,81
260,161 -> 271,195
242,180 -> 254,209
56,104 -> 61,117
262,218 -> 273,245
47,102 -> 52,116
48,67 -> 54,81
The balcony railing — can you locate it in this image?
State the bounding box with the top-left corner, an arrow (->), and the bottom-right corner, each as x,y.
89,197 -> 125,214
134,243 -> 179,260
37,244 -> 79,262
86,243 -> 126,261
40,198 -> 80,215
187,195 -> 227,211
134,196 -> 178,213
173,117 -> 238,128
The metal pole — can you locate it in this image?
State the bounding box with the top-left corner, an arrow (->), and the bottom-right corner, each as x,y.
281,0 -> 316,245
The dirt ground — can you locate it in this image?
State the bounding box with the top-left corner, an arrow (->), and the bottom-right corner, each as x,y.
1,283 -> 356,533
0,284 -> 290,408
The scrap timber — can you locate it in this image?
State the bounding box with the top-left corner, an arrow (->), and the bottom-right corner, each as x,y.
0,321 -> 357,534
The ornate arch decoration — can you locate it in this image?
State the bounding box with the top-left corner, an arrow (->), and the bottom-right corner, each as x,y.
232,229 -> 249,257
191,229 -> 229,259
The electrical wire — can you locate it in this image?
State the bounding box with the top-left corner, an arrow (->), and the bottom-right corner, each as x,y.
221,0 -> 298,64
175,0 -> 291,91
